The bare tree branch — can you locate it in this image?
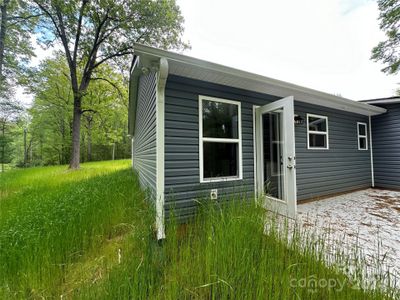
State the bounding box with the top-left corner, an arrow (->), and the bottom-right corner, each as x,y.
73,0 -> 89,64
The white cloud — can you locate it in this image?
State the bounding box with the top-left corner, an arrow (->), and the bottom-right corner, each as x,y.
177,0 -> 399,99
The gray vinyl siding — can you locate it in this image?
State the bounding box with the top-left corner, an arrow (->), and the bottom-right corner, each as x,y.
294,102 -> 371,200
132,72 -> 157,197
164,75 -> 372,219
371,103 -> 400,189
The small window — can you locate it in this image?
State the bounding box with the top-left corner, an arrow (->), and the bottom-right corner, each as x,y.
357,122 -> 368,150
307,114 -> 329,149
199,96 -> 242,182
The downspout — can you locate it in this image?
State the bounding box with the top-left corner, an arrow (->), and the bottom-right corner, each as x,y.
128,56 -> 140,169
156,57 -> 168,240
369,115 -> 375,187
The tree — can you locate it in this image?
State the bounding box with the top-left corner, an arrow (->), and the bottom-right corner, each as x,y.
28,55 -> 74,165
28,55 -> 130,165
0,0 -> 36,96
0,98 -> 22,172
371,0 -> 400,74
80,63 -> 129,162
33,0 -> 188,169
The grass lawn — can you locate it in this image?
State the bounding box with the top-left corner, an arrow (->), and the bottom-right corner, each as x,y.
0,160 -> 397,299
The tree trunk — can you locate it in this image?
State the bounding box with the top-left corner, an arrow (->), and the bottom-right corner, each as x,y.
23,128 -> 27,167
60,116 -> 65,164
29,139 -> 33,164
1,121 -> 5,173
69,96 -> 82,169
112,143 -> 115,161
87,117 -> 92,161
0,0 -> 9,87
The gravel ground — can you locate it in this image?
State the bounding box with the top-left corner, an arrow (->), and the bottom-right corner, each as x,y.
297,188 -> 400,283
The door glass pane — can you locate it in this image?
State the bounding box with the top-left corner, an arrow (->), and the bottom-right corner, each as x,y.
202,100 -> 238,138
263,111 -> 284,200
203,142 -> 238,178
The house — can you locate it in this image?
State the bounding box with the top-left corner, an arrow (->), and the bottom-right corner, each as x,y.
128,44 -> 389,239
360,97 -> 400,190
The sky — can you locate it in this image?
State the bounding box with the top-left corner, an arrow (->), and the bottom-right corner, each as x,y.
175,0 -> 399,100
17,0 -> 399,105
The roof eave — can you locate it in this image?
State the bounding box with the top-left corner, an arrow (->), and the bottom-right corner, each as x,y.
133,44 -> 386,116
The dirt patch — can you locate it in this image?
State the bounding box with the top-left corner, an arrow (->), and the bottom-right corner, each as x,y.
297,188 -> 400,284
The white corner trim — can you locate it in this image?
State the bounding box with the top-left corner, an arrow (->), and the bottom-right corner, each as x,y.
198,95 -> 242,183
369,116 -> 375,187
357,122 -> 368,151
156,57 -> 168,240
131,137 -> 135,169
252,105 -> 259,200
306,113 -> 329,150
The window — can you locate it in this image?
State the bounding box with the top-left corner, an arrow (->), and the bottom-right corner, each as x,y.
199,96 -> 242,182
307,114 -> 329,149
357,122 -> 368,150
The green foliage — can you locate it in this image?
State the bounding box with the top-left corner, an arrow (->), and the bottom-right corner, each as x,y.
0,0 -> 36,96
35,0 -> 188,59
23,56 -> 130,166
0,162 -> 397,299
371,0 -> 400,74
32,0 -> 189,168
0,98 -> 23,172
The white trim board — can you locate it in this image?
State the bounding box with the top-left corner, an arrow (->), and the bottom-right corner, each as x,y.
252,105 -> 259,200
198,95 -> 243,183
306,113 -> 329,150
133,43 -> 386,117
155,57 -> 168,240
361,98 -> 400,105
357,122 -> 368,151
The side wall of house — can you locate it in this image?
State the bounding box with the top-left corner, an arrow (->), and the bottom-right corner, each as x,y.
294,102 -> 371,200
371,103 -> 400,189
164,75 -> 372,220
132,72 -> 157,197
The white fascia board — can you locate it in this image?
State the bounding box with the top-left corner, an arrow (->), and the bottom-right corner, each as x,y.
361,99 -> 400,105
133,44 -> 386,116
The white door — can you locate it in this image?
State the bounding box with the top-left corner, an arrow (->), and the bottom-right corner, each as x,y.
255,96 -> 297,218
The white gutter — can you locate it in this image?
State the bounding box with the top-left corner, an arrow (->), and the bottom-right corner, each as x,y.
362,99 -> 400,105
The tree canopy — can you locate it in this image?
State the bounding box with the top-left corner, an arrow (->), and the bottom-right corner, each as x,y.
31,0 -> 188,169
371,0 -> 400,74
25,55 -> 130,166
0,0 -> 37,97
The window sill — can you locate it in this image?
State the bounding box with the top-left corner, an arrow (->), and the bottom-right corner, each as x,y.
307,147 -> 329,150
200,176 -> 242,183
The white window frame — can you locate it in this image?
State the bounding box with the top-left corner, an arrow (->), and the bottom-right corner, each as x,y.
357,122 -> 368,151
199,95 -> 242,183
307,113 -> 329,150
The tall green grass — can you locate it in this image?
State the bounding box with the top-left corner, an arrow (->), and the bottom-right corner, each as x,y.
75,200 -> 398,299
0,160 -> 152,298
0,162 -> 398,299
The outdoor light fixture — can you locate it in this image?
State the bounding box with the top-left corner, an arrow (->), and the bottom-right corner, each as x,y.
294,115 -> 305,125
